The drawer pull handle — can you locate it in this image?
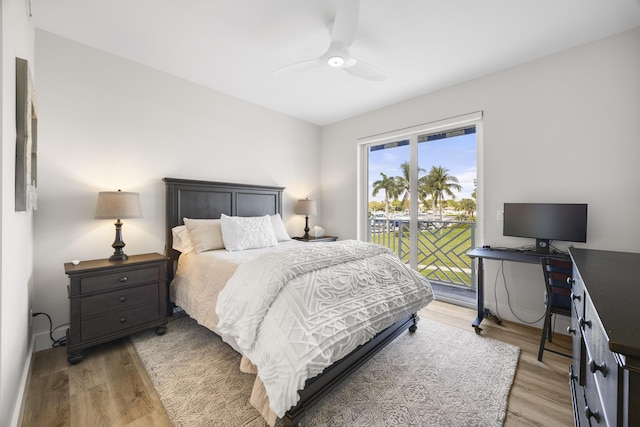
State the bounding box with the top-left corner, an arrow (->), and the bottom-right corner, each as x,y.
119,317 -> 127,323
567,326 -> 576,335
588,359 -> 607,377
570,292 -> 581,301
119,276 -> 128,282
119,296 -> 127,302
567,277 -> 575,286
584,406 -> 600,422
579,317 -> 592,328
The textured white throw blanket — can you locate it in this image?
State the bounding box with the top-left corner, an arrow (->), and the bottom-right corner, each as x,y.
215,240 -> 434,417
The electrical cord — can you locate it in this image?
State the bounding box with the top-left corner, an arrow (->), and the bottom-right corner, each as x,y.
33,312 -> 68,347
493,262 -> 501,319
492,260 -> 545,325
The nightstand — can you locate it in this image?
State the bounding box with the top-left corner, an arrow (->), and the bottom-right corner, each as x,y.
293,236 -> 338,243
64,253 -> 168,364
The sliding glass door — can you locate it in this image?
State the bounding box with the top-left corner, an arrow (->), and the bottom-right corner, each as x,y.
358,112 -> 482,305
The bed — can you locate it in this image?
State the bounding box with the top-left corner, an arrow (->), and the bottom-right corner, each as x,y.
163,177 -> 434,427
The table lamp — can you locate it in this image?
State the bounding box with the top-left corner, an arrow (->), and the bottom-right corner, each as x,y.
295,198 -> 317,239
95,190 -> 142,261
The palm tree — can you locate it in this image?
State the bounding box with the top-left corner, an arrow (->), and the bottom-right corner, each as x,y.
372,172 -> 401,223
394,161 -> 425,212
421,165 -> 462,220
460,198 -> 477,220
418,175 -> 436,217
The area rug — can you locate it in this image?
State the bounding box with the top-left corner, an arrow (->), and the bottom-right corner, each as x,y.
131,315 -> 520,426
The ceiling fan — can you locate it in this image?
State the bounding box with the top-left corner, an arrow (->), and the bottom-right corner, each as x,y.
276,0 -> 387,81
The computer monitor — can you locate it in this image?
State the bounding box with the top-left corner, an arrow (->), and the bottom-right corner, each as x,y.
503,203 -> 587,253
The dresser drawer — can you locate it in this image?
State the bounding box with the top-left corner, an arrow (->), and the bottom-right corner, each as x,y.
79,283 -> 159,317
570,266 -> 585,317
81,302 -> 160,342
583,299 -> 620,425
80,266 -> 160,294
571,304 -> 586,386
570,366 -> 590,427
583,366 -> 605,425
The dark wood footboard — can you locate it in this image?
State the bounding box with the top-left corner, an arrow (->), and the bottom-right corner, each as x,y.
283,313 -> 419,427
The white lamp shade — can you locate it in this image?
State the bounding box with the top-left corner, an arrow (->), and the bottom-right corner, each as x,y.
95,191 -> 142,219
295,198 -> 317,215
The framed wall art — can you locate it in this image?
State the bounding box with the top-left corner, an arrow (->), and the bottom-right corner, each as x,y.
16,57 -> 38,211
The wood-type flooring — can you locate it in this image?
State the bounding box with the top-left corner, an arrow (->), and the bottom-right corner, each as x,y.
21,300 -> 573,426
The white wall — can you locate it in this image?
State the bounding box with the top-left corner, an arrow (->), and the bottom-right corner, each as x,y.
28,17 -> 640,360
320,27 -> 640,329
32,31 -> 321,351
1,0 -> 36,425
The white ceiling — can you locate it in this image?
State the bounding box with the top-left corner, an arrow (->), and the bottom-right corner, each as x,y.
31,0 -> 640,126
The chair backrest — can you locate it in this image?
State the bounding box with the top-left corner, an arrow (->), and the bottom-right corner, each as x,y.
541,257 -> 573,309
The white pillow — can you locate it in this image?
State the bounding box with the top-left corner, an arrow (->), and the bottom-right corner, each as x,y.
220,214 -> 278,251
270,214 -> 291,241
171,225 -> 194,254
183,218 -> 225,253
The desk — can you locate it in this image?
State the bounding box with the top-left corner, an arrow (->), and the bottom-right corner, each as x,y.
467,247 -> 568,334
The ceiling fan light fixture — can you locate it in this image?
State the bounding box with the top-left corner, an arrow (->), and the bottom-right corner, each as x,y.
276,0 -> 386,81
327,56 -> 345,67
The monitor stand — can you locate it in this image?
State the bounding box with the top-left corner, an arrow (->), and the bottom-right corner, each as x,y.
535,238 -> 550,254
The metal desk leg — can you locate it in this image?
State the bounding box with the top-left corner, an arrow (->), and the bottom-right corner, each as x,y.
472,257 -> 485,334
472,257 -> 503,334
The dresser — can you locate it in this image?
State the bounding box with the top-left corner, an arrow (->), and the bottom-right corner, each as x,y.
65,253 -> 168,364
569,248 -> 640,426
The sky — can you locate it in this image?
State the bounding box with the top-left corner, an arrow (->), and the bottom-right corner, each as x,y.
368,133 -> 477,204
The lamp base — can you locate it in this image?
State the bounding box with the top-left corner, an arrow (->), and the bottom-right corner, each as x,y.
109,253 -> 129,262
109,219 -> 128,262
302,215 -> 311,239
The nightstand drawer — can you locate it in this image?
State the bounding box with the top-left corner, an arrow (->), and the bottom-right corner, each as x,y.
81,302 -> 159,342
80,283 -> 159,317
80,267 -> 159,294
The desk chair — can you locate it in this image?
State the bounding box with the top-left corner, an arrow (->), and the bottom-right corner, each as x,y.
538,257 -> 573,361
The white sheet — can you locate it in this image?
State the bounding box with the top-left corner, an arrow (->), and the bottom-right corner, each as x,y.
170,240 -> 302,331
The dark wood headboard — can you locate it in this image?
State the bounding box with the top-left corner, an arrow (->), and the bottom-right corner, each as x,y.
163,177 -> 284,280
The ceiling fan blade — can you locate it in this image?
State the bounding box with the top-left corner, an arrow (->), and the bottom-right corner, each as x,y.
345,60 -> 387,81
331,0 -> 359,47
274,58 -> 323,75
275,0 -> 387,81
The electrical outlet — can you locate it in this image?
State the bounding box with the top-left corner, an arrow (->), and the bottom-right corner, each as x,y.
497,210 -> 504,221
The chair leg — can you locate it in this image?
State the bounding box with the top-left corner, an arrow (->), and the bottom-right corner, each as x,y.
548,313 -> 554,342
538,306 -> 552,361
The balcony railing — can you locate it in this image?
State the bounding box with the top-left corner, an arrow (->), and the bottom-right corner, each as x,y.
368,218 -> 476,291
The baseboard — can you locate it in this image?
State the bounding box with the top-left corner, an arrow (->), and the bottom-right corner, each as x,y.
434,293 -> 475,309
33,330 -> 54,352
10,335 -> 35,427
493,302 -> 571,335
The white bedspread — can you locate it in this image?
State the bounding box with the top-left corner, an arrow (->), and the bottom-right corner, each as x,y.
215,240 -> 434,417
